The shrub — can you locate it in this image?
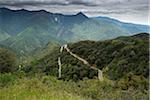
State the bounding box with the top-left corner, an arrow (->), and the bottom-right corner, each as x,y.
0,48 -> 17,73
116,73 -> 148,90
0,73 -> 18,87
61,64 -> 97,81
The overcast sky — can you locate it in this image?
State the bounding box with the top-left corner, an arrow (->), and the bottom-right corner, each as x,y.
0,0 -> 149,25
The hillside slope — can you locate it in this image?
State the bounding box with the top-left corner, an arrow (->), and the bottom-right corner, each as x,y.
30,33 -> 149,82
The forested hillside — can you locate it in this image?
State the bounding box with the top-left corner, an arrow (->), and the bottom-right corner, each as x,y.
28,33 -> 149,84
0,33 -> 149,100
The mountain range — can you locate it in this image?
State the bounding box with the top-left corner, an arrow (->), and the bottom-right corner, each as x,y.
0,7 -> 149,54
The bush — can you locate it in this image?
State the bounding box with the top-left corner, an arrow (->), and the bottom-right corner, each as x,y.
116,73 -> 148,90
61,64 -> 97,81
0,48 -> 17,73
0,73 -> 18,87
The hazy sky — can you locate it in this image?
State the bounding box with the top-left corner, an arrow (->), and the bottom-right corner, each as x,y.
0,0 -> 149,25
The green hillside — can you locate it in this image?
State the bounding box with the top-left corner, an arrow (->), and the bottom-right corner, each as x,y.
28,33 -> 149,83
0,33 -> 149,100
70,19 -> 130,42
0,29 -> 10,41
1,27 -> 62,54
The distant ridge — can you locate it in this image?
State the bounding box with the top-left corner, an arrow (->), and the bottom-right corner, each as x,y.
0,7 -> 88,17
131,33 -> 149,40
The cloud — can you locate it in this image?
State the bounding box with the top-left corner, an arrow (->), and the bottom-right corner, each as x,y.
0,0 -> 96,6
0,0 -> 149,25
1,0 -> 147,6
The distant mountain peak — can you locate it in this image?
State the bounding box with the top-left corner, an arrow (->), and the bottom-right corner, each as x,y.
76,12 -> 88,18
77,12 -> 84,15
